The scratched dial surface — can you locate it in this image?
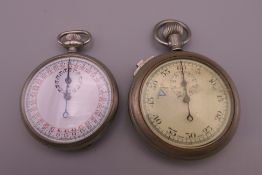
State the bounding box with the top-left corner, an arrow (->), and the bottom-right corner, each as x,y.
140,59 -> 233,148
23,56 -> 112,144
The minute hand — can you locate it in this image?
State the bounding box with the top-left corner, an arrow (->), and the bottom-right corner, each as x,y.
180,61 -> 193,122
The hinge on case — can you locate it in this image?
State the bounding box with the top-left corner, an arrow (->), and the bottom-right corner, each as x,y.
133,56 -> 154,76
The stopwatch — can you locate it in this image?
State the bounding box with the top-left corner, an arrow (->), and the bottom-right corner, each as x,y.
129,19 -> 240,159
21,30 -> 118,149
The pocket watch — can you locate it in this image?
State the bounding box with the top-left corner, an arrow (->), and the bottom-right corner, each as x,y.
129,19 -> 240,159
21,30 -> 118,149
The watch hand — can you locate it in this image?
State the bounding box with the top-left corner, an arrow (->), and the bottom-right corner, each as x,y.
186,104 -> 193,121
63,59 -> 72,118
63,99 -> 70,118
65,59 -> 72,84
180,61 -> 193,122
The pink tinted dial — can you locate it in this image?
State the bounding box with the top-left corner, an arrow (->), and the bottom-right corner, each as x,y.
23,57 -> 112,144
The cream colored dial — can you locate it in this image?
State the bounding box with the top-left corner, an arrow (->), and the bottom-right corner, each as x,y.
140,59 -> 233,148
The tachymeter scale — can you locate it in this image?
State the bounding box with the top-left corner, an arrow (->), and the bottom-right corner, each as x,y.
23,56 -> 112,144
140,59 -> 232,148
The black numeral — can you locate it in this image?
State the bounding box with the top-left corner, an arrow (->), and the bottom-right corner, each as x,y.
209,78 -> 217,88
176,65 -> 186,71
217,95 -> 225,102
160,68 -> 170,77
152,115 -> 162,125
167,127 -> 177,140
202,125 -> 213,135
195,67 -> 201,74
215,111 -> 223,121
186,132 -> 196,139
145,97 -> 154,104
149,80 -> 158,88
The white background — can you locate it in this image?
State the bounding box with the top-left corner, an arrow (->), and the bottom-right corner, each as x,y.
0,0 -> 261,174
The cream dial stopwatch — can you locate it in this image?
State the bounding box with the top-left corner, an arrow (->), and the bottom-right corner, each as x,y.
129,20 -> 240,159
21,30 -> 118,149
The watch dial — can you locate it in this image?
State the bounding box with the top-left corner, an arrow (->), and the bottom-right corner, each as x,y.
23,56 -> 112,144
140,59 -> 233,148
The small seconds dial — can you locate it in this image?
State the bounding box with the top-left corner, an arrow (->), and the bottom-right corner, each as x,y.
140,59 -> 232,148
23,56 -> 112,144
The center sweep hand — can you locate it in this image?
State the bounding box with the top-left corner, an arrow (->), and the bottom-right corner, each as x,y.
180,61 -> 193,122
63,59 -> 72,118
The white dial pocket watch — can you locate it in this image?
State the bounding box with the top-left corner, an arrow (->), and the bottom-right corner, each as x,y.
129,19 -> 240,159
21,30 -> 118,149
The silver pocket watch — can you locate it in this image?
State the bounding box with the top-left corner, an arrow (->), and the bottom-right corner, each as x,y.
21,30 -> 118,149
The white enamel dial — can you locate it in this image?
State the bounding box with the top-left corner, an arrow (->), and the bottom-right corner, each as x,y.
140,59 -> 233,148
23,56 -> 112,144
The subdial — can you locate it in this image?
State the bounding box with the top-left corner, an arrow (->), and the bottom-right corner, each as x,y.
170,71 -> 198,99
55,68 -> 82,94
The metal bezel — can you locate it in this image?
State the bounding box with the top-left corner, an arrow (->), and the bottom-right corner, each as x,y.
129,51 -> 240,159
20,53 -> 119,150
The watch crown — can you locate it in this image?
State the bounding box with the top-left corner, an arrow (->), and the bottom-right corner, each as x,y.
63,33 -> 82,42
57,30 -> 92,52
162,23 -> 185,39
